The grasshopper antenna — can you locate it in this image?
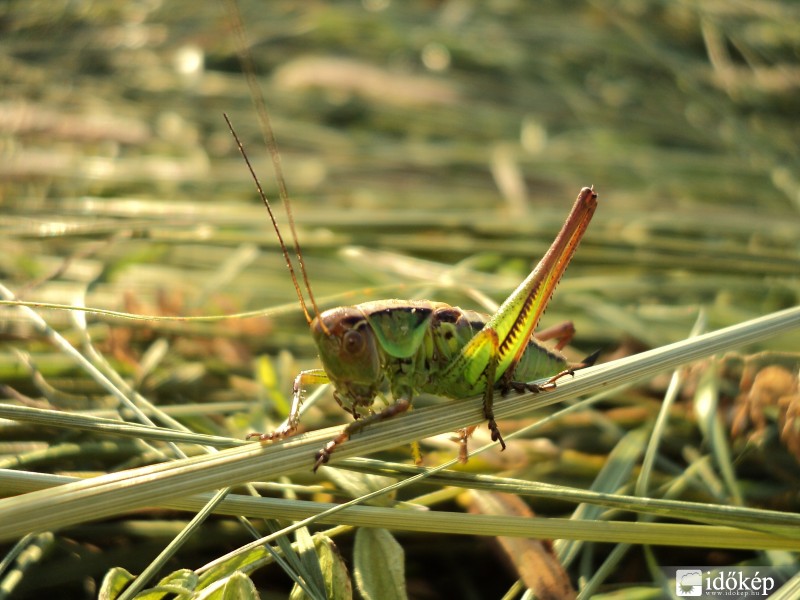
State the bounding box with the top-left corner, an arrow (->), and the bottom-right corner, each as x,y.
223,114 -> 317,328
222,0 -> 328,332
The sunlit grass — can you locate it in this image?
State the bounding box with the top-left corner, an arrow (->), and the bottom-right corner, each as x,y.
1,0 -> 799,597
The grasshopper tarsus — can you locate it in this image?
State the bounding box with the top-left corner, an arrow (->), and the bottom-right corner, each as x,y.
503,380 -> 546,394
246,424 -> 296,442
313,443 -> 334,472
488,419 -> 507,450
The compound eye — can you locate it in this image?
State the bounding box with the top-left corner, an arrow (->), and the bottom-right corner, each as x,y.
342,329 -> 366,356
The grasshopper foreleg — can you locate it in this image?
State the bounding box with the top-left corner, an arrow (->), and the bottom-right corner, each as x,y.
247,369 -> 329,441
313,398 -> 411,471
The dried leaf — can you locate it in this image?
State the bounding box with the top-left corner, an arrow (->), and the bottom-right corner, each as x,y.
468,491 -> 575,600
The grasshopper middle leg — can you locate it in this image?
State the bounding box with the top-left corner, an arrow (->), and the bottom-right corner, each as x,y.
313,398 -> 412,471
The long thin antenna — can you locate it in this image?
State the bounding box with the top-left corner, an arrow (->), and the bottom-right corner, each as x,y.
223,0 -> 328,330
223,113 -> 314,327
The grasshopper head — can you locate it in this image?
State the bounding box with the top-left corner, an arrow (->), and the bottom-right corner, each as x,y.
311,307 -> 382,408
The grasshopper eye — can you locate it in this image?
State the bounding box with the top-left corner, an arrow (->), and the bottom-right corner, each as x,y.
342,329 -> 366,356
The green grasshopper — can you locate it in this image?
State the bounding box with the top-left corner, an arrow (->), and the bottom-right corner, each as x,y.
235,172 -> 598,469
223,4 -> 598,471
300,187 -> 598,471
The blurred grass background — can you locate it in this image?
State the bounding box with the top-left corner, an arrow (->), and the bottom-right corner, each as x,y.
1,0 -> 799,597
2,0 -> 797,344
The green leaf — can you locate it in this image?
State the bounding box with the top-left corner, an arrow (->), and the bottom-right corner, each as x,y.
156,569 -> 199,592
353,529 -> 407,600
315,534 -> 353,600
220,571 -> 259,600
290,532 -> 351,600
694,363 -> 743,504
99,567 -> 135,600
288,527 -> 327,600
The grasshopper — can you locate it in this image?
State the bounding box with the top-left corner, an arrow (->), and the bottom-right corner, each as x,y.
238,180 -> 598,469
223,3 -> 598,471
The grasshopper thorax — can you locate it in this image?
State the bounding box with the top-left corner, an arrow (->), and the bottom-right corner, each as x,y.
311,307 -> 383,409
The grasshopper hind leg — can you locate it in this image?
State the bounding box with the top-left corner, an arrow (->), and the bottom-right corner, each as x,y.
544,348 -> 601,385
479,329 -> 508,452
501,348 -> 600,393
534,320 -> 576,351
